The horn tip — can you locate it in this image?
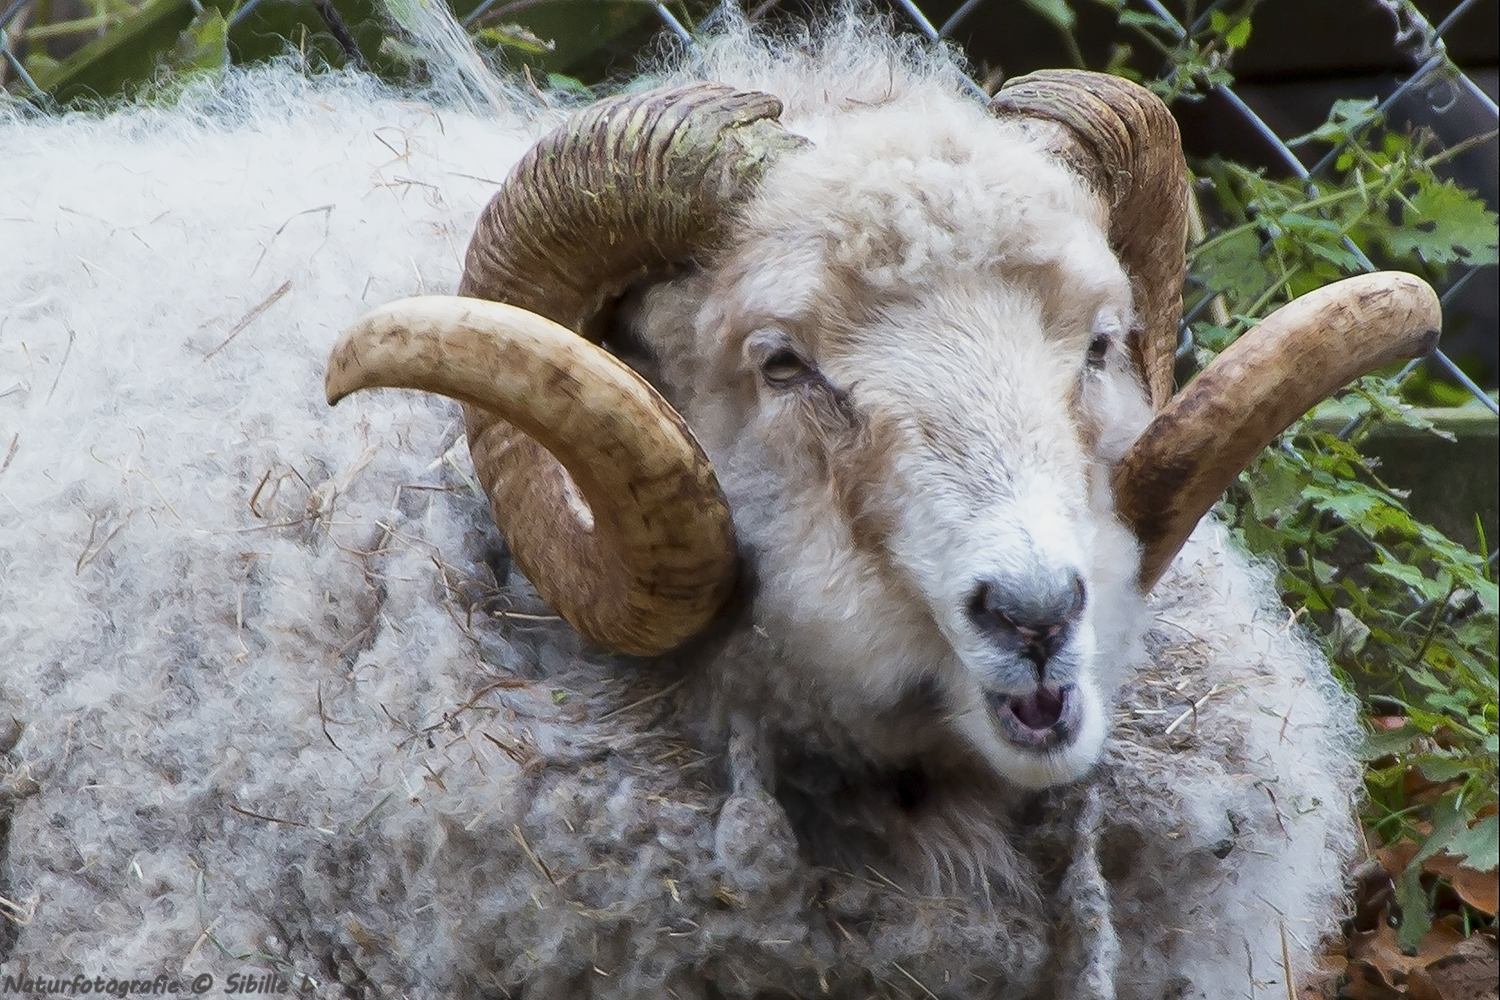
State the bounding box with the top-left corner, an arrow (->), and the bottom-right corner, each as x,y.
324,346 -> 359,407
1417,327 -> 1441,357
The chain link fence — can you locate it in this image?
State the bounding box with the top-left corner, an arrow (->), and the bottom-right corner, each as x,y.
645,0 -> 1499,402
5,0 -> 1496,550
646,0 -> 1496,568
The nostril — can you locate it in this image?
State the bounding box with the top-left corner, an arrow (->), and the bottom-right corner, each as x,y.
1062,570 -> 1087,624
966,570 -> 1088,664
968,580 -> 1021,638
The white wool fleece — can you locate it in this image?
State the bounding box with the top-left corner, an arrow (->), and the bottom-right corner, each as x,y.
0,20 -> 1362,1000
0,66 -> 568,984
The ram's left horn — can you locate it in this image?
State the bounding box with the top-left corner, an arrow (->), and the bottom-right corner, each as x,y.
991,70 -> 1187,411
326,295 -> 737,656
1116,271 -> 1441,590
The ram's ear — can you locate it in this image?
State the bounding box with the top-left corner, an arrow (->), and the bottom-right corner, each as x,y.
327,86 -> 807,654
1114,272 -> 1440,589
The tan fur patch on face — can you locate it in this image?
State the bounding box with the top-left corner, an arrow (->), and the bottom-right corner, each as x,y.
826,405 -> 901,562
638,93 -> 1153,786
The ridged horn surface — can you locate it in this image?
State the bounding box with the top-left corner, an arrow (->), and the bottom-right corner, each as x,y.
461,84 -> 807,331
327,297 -> 735,655
411,82 -> 798,653
990,70 -> 1187,411
1116,271 -> 1441,589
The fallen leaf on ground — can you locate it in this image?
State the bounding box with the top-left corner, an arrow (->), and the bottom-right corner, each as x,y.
1422,852 -> 1500,916
1348,919 -> 1466,986
1412,933 -> 1499,1000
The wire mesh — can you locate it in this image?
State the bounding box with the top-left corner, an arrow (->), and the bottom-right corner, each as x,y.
647,0 -> 1500,417
4,0 -> 1496,532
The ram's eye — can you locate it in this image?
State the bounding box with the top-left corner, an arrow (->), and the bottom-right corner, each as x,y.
1085,334 -> 1110,368
761,349 -> 811,386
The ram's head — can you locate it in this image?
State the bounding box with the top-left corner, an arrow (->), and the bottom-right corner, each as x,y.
327,76 -> 1438,790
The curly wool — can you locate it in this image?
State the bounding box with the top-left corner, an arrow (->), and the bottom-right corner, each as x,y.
1,15 -> 1359,999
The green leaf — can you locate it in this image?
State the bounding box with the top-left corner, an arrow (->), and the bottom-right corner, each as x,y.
1302,484 -> 1380,525
169,9 -> 229,79
545,73 -> 590,95
1331,608 -> 1372,664
1394,863 -> 1432,947
1194,229 -> 1274,302
1021,0 -> 1076,32
1290,97 -> 1381,147
1303,240 -> 1363,272
1397,798 -> 1470,949
1417,754 -> 1478,782
1448,815 -> 1499,872
1367,558 -> 1444,599
1387,180 -> 1500,267
1191,323 -> 1236,353
474,23 -> 556,56
1356,725 -> 1421,761
1278,212 -> 1344,237
1224,16 -> 1251,50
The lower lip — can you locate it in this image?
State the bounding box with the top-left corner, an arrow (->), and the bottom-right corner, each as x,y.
986,686 -> 1080,752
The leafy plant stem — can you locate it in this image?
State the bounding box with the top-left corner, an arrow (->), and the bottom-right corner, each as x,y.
1188,188 -> 1364,261
1409,582 -> 1457,667
1238,263 -> 1303,329
1420,128 -> 1500,170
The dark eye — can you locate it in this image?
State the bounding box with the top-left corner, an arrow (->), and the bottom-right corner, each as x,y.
1086,334 -> 1110,368
761,349 -> 811,386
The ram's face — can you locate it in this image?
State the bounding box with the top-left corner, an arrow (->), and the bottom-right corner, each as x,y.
662,105 -> 1152,788
329,71 -> 1424,793
329,75 -> 1207,789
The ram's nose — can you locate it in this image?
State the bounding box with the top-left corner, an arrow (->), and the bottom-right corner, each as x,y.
966,570 -> 1086,677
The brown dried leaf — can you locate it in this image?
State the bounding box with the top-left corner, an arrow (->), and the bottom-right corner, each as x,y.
1341,961 -> 1406,999
1377,841 -> 1420,882
1347,920 -> 1467,991
1349,922 -> 1424,985
1304,945 -> 1348,999
1421,933 -> 1499,1000
1422,852 -> 1500,917
1405,967 -> 1444,1000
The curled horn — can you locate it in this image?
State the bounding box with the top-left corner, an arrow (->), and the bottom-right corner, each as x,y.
327,85 -> 806,655
1118,271 -> 1440,589
992,74 -> 1440,589
990,70 -> 1187,412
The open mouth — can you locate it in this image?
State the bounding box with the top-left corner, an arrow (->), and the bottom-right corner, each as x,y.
986,685 -> 1081,751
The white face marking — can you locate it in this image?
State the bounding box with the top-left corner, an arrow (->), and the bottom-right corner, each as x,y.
641,102 -> 1152,788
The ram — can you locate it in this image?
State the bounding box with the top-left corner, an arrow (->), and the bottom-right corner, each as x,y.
0,13 -> 1437,999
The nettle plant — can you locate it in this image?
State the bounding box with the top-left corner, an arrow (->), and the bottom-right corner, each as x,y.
1114,4 -> 1498,946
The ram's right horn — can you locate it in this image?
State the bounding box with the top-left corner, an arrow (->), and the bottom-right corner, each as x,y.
326,85 -> 808,655
326,296 -> 736,656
